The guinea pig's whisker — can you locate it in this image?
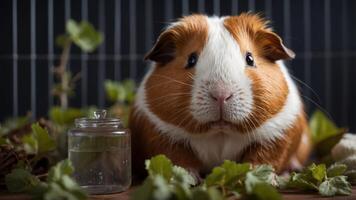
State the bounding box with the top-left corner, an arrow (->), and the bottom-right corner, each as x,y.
151,74 -> 193,87
148,93 -> 191,103
289,74 -> 321,103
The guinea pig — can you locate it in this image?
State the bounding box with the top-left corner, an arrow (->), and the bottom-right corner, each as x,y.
129,13 -> 311,177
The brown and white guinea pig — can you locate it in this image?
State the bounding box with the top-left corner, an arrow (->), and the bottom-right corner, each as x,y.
129,13 -> 312,177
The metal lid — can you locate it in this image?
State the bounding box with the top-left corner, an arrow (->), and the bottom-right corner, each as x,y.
75,110 -> 123,129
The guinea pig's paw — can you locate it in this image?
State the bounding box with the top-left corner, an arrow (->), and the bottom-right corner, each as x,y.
331,133 -> 356,161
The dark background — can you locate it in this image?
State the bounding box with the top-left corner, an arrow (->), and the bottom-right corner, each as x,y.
0,0 -> 355,130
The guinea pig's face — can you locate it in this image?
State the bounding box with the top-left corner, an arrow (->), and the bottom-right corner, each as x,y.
144,14 -> 295,134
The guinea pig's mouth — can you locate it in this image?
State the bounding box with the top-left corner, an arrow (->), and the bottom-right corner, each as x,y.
208,120 -> 236,128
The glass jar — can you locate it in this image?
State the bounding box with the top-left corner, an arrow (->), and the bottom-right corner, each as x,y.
68,110 -> 131,194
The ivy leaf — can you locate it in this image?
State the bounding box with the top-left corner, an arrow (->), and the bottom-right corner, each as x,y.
318,176 -> 352,196
288,172 -> 318,190
191,187 -> 223,200
327,163 -> 347,177
22,123 -> 56,155
5,168 -> 40,193
66,19 -> 103,53
104,80 -> 126,102
0,116 -> 30,136
172,166 -> 196,186
49,106 -> 84,126
309,163 -> 326,182
248,183 -> 282,200
245,165 -> 275,193
309,110 -> 345,145
47,159 -> 74,182
205,161 -> 250,187
145,155 -> 173,181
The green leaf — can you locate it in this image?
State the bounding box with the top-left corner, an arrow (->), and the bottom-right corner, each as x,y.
131,178 -> 155,200
172,166 -> 196,186
0,137 -> 7,144
0,116 -> 30,136
287,172 -> 318,190
248,183 -> 282,200
104,80 -> 126,102
245,165 -> 275,193
191,187 -> 223,200
22,134 -> 38,154
32,123 -> 56,154
5,168 -> 40,193
47,159 -> 74,182
309,110 -> 345,145
66,19 -> 103,52
49,106 -> 84,126
309,163 -> 326,182
146,155 -> 173,181
205,161 -> 250,187
327,163 -> 347,177
319,176 -> 352,196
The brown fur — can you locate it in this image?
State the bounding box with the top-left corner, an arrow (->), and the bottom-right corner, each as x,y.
130,13 -> 311,175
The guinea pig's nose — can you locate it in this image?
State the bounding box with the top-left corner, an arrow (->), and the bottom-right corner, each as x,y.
209,88 -> 233,104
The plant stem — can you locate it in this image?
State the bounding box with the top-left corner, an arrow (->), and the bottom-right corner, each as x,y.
56,40 -> 72,110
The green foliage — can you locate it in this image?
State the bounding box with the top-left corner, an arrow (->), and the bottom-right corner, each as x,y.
133,155 -> 282,200
287,163 -> 352,196
105,79 -> 136,103
309,110 -> 346,157
5,159 -> 87,200
57,19 -> 103,52
49,107 -> 85,126
22,123 -> 56,155
5,168 -> 40,193
0,116 -> 30,136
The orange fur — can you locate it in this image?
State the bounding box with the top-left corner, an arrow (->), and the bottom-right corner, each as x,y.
130,13 -> 311,175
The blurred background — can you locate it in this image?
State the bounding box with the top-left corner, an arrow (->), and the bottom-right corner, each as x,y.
0,0 -> 355,131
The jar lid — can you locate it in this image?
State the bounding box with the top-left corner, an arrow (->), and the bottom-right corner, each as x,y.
75,110 -> 123,128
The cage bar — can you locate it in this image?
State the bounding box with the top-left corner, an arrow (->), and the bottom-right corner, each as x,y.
324,0 -> 331,111
114,0 -> 122,81
48,0 -> 54,109
341,0 -> 349,125
81,0 -> 88,106
231,0 -> 238,14
303,0 -> 311,110
98,0 -> 106,108
129,0 -> 137,80
12,0 -> 18,117
30,0 -> 37,119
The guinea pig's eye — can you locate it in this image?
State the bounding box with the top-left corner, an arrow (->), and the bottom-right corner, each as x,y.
245,52 -> 255,67
186,53 -> 198,69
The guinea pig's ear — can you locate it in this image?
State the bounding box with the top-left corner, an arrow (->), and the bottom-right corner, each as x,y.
255,30 -> 295,61
144,30 -> 176,64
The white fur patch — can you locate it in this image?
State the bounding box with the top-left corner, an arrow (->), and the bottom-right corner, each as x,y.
135,16 -> 302,171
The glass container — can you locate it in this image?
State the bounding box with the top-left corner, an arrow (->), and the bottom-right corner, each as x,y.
68,110 -> 131,194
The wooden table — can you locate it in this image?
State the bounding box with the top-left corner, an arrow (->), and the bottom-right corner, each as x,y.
1,187 -> 356,199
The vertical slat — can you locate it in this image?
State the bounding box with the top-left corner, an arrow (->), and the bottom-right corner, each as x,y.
48,0 -> 54,109
31,0 -> 36,119
145,0 -> 153,71
12,0 -> 18,117
81,0 -> 88,106
129,0 -> 137,80
98,0 -> 105,107
114,0 -> 121,81
197,0 -> 205,13
182,0 -> 189,15
248,0 -> 255,12
165,0 -> 173,21
324,0 -> 331,111
213,0 -> 220,15
265,0 -> 272,19
65,0 -> 70,70
341,0 -> 349,124
231,0 -> 238,14
303,0 -> 311,110
283,0 -> 291,46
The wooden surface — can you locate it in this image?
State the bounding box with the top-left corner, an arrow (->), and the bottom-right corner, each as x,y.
1,187 -> 356,199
